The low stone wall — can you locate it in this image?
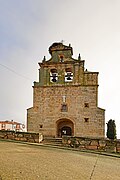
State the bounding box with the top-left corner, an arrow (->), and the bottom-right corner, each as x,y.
62,136 -> 120,153
0,130 -> 43,143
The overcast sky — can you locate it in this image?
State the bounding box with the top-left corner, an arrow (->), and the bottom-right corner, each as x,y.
0,0 -> 120,137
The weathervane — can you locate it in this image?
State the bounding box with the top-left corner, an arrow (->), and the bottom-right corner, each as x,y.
60,40 -> 64,43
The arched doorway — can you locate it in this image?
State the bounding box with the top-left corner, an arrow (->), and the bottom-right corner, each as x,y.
56,119 -> 74,137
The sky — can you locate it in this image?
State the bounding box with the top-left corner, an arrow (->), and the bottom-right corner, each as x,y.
0,0 -> 120,137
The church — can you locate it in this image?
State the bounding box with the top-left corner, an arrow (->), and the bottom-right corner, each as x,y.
27,42 -> 105,138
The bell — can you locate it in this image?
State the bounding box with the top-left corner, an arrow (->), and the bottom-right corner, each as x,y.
67,76 -> 71,80
52,77 -> 57,82
66,72 -> 72,80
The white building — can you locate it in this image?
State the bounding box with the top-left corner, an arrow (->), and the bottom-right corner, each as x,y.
0,120 -> 25,131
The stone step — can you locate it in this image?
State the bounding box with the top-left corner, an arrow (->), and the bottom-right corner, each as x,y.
43,137 -> 62,146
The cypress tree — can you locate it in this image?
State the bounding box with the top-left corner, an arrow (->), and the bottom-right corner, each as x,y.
106,119 -> 116,139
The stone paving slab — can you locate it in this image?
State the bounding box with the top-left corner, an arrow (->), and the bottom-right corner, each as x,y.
0,141 -> 120,180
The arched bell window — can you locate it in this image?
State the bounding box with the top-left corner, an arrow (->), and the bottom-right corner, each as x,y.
65,68 -> 73,82
50,69 -> 58,82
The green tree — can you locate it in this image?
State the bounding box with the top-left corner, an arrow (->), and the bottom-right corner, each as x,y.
106,119 -> 116,139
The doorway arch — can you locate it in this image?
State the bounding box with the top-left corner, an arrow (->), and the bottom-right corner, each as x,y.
56,119 -> 74,137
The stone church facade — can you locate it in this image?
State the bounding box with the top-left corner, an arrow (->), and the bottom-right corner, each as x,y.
27,42 -> 105,138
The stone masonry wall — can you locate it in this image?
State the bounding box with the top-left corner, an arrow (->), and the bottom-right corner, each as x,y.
27,85 -> 105,138
0,130 -> 43,143
62,136 -> 120,153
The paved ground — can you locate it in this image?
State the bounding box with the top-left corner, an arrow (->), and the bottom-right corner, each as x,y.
0,140 -> 120,180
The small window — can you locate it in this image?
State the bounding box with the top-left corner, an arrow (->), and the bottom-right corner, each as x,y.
39,124 -> 43,128
60,55 -> 64,62
84,103 -> 89,108
84,118 -> 89,122
50,69 -> 58,82
61,104 -> 68,112
1,124 -> 5,129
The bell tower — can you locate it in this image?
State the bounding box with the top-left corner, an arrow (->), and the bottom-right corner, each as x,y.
27,42 -> 105,138
38,42 -> 76,86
